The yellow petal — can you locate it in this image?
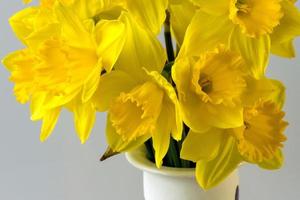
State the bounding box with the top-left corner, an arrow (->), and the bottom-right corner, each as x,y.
9,7 -> 39,43
106,114 -> 151,152
169,0 -> 197,45
23,0 -> 32,3
258,149 -> 284,170
181,128 -> 224,162
179,11 -> 234,58
2,50 -> 36,104
82,61 -> 102,103
25,23 -> 61,50
152,102 -> 173,168
271,39 -> 296,58
243,77 -> 286,108
191,0 -> 229,16
115,12 -> 166,80
69,99 -> 96,144
54,2 -> 95,48
30,93 -> 48,121
229,27 -> 271,78
93,70 -> 138,112
271,1 -> 300,58
40,108 -> 61,142
196,135 -> 242,190
95,20 -> 126,72
124,0 -> 167,34
145,70 -> 183,141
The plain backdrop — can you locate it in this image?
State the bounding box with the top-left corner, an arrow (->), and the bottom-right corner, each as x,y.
0,1 -> 299,199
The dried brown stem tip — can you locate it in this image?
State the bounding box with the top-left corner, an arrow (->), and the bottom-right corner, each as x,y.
100,147 -> 120,161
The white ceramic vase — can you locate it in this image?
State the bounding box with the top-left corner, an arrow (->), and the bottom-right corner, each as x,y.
126,148 -> 239,200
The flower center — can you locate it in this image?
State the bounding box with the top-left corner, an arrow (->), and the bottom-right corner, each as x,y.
229,0 -> 283,37
191,46 -> 246,105
234,101 -> 287,163
109,82 -> 164,141
235,0 -> 251,14
199,74 -> 213,94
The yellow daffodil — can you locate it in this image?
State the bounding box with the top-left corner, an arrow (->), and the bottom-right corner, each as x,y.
181,0 -> 300,78
95,69 -> 182,168
3,0 -> 164,143
181,100 -> 287,189
172,45 -> 246,132
233,101 -> 288,163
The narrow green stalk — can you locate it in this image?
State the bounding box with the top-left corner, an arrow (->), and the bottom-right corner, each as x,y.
167,138 -> 181,167
178,129 -> 191,168
164,11 -> 175,62
145,139 -> 155,163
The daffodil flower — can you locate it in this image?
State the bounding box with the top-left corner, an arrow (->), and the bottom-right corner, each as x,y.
172,46 -> 247,132
181,0 -> 300,77
3,0 -> 163,143
95,69 -> 182,168
181,100 -> 287,189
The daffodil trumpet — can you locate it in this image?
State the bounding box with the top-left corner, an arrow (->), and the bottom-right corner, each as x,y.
3,0 -> 299,191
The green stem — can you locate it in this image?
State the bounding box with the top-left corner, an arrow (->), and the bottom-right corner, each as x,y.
167,138 -> 181,167
145,139 -> 155,163
164,11 -> 175,62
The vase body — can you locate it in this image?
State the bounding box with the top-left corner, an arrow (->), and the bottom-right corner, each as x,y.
126,148 -> 239,200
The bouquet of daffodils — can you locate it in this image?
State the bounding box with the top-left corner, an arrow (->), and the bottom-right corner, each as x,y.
3,0 -> 300,189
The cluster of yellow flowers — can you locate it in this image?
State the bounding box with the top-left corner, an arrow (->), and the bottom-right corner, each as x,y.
3,0 -> 300,189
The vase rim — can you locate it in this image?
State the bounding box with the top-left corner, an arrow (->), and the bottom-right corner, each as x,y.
125,147 -> 195,178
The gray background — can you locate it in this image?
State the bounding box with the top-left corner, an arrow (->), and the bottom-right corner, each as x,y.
0,1 -> 299,199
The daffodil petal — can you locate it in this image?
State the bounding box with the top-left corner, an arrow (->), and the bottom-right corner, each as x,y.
93,70 -> 138,112
181,128 -> 224,162
69,100 -> 96,144
95,20 -> 126,72
124,0 -> 167,34
145,70 -> 183,141
179,11 -> 234,58
54,2 -> 94,48
229,27 -> 271,78
271,39 -> 296,58
258,149 -> 284,170
25,23 -> 61,50
243,77 -> 286,108
196,135 -> 242,190
152,102 -> 173,168
169,0 -> 197,45
9,7 -> 39,43
82,62 -> 102,103
271,1 -> 300,58
40,108 -> 61,142
30,93 -> 48,120
172,58 -> 210,131
191,0 -> 229,16
106,114 -> 151,152
115,12 -> 166,80
2,50 -> 36,104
